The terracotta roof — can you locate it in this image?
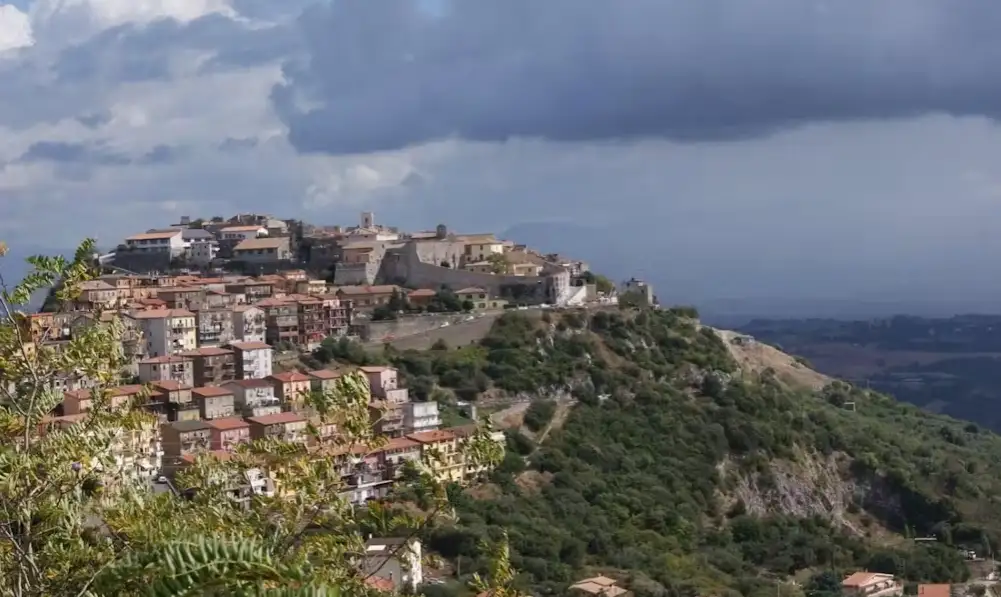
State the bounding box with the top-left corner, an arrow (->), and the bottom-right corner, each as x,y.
365,577 -> 396,592
132,308 -> 195,319
79,280 -> 115,291
247,411 -> 306,426
918,586 -> 951,597
308,369 -> 342,380
359,366 -> 392,373
842,573 -> 895,588
336,285 -> 400,295
192,386 -> 235,398
378,437 -> 420,451
225,379 -> 273,389
126,230 -> 181,241
407,429 -> 457,443
150,380 -> 190,392
407,288 -> 436,297
456,287 -> 487,294
180,450 -> 233,464
110,384 -> 146,396
234,237 -> 288,251
269,372 -> 311,383
255,297 -> 291,307
205,417 -> 250,431
180,347 -> 233,357
228,341 -> 271,351
140,355 -> 191,365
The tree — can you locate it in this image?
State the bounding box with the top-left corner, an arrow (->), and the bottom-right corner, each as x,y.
486,254 -> 509,275
0,240 -> 507,596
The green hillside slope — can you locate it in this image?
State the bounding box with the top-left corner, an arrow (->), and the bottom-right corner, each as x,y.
410,309 -> 1001,597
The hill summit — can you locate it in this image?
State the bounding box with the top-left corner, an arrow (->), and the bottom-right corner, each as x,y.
372,307 -> 1001,597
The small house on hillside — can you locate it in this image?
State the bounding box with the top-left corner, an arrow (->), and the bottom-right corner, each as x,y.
569,575 -> 632,597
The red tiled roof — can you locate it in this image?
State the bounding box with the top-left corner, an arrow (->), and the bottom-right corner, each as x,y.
407,429 -> 457,443
359,366 -> 392,373
192,386 -> 234,398
225,378 -> 273,389
228,341 -> 271,351
150,380 -> 190,392
180,347 -> 233,357
269,372 -> 311,383
247,411 -> 306,426
205,417 -> 250,431
407,288 -> 436,297
308,369 -> 342,380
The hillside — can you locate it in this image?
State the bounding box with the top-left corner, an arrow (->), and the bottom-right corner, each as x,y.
352,308 -> 1001,597
738,316 -> 1001,432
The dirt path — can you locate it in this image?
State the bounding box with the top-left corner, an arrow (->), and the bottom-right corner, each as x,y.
535,400 -> 574,444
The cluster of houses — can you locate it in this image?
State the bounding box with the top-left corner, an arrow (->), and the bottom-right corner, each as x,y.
42,355 -> 501,503
107,210 -> 602,310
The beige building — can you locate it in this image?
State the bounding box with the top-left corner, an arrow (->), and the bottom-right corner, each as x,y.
131,308 -> 197,357
233,237 -> 292,263
569,576 -> 632,597
841,573 -> 902,597
139,355 -> 194,387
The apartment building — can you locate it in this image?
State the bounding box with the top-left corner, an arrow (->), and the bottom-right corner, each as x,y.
228,341 -> 273,379
161,420 -> 213,469
233,237 -> 293,263
124,229 -> 185,257
61,384 -> 144,416
223,378 -> 281,417
192,386 -> 236,420
149,381 -> 199,423
360,366 -> 408,403
131,309 -> 197,357
181,346 -> 236,386
42,414 -> 163,488
268,372 -> 312,407
205,417 -> 251,451
370,400 -> 405,438
374,437 -> 421,479
224,280 -> 274,302
193,308 -> 235,347
335,285 -> 400,311
406,429 -> 464,483
138,355 -> 194,387
308,369 -> 342,394
295,295 -> 325,348
403,401 -> 441,434
247,412 -> 308,444
258,298 -> 298,346
157,287 -> 206,310
232,305 -> 266,343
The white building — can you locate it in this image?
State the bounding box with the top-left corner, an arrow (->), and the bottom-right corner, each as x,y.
231,305 -> 266,343
222,379 -> 281,417
130,309 -> 197,357
403,402 -> 440,434
124,229 -> 185,257
362,537 -> 423,594
218,225 -> 267,242
138,355 -> 194,387
228,341 -> 273,379
187,239 -> 217,266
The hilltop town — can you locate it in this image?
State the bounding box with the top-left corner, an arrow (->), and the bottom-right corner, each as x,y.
21,210 -> 652,519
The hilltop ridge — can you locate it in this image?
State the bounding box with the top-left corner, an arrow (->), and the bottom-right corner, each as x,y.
371,307 -> 1001,596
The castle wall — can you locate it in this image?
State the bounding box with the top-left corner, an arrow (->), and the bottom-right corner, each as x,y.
379,244 -> 558,304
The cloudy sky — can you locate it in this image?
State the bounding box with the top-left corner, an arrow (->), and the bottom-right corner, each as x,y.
3,0 -> 1001,313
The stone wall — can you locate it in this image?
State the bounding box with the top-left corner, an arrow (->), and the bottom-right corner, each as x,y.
378,244 -> 557,304
360,312 -> 474,343
112,252 -> 172,275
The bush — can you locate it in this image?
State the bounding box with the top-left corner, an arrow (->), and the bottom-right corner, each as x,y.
523,400 -> 557,432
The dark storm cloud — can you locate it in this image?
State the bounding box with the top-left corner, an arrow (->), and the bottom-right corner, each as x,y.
273,0 -> 1001,155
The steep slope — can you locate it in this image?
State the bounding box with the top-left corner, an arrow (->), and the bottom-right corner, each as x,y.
417,309 -> 1001,597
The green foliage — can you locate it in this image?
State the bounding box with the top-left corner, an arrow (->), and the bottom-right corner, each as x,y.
523,400 -> 556,432
418,307 -> 1000,595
